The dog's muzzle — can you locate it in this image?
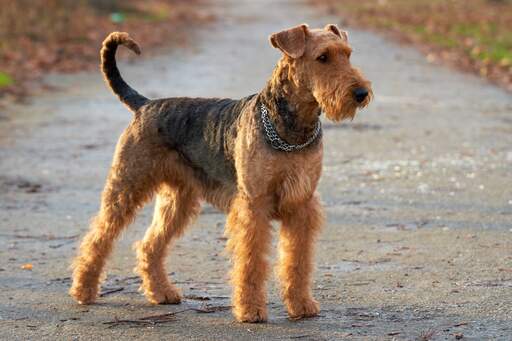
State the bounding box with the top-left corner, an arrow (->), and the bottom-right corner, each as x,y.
353,87 -> 369,103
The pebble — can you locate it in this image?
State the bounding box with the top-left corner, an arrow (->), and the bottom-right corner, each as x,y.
506,151 -> 512,162
417,183 -> 429,193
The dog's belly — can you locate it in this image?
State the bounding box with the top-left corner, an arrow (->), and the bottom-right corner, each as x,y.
177,143 -> 236,187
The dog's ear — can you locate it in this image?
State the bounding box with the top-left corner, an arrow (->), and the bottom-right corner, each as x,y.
269,24 -> 308,59
325,24 -> 348,41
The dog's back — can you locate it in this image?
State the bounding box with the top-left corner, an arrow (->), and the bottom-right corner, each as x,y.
150,95 -> 256,187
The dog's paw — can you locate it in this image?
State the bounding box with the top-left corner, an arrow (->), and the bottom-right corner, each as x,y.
233,305 -> 268,323
143,285 -> 182,305
69,283 -> 98,305
286,298 -> 320,319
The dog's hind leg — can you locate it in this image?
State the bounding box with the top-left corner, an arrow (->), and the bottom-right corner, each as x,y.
69,127 -> 160,304
135,184 -> 200,304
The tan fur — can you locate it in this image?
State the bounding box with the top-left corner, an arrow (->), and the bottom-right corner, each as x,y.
70,25 -> 372,323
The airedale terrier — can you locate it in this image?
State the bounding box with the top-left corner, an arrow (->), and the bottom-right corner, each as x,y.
70,24 -> 372,323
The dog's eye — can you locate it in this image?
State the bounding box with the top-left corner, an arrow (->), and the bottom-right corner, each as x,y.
316,54 -> 328,63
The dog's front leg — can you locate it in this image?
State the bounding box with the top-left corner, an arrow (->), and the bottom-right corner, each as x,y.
225,195 -> 272,323
278,195 -> 323,319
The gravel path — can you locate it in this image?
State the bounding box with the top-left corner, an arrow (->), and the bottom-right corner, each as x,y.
1,0 -> 511,339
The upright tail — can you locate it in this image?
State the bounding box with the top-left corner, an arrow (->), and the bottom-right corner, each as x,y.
101,32 -> 148,112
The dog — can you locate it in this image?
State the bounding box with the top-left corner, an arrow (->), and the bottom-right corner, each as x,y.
69,23 -> 372,323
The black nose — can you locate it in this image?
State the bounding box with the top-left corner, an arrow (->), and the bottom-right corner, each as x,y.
353,87 -> 368,103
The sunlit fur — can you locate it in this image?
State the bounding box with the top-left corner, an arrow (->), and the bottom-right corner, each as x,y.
291,28 -> 373,122
315,66 -> 372,122
70,27 -> 372,323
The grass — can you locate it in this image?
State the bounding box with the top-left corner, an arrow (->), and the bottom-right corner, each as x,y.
313,0 -> 512,90
0,72 -> 13,88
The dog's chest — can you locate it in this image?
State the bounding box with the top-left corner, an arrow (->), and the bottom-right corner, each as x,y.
274,151 -> 322,207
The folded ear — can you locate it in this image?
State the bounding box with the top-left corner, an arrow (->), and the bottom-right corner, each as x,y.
269,24 -> 308,59
325,24 -> 348,41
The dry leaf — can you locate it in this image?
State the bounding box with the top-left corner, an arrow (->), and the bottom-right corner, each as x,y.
21,263 -> 33,270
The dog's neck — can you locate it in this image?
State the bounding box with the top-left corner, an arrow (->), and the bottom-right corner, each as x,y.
259,59 -> 321,145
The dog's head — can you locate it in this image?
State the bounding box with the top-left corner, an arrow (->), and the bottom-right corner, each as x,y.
270,24 -> 372,122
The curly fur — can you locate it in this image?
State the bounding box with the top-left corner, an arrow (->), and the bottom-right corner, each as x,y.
69,25 -> 372,323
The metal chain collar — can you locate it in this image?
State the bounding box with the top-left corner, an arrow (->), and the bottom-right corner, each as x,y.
260,103 -> 322,152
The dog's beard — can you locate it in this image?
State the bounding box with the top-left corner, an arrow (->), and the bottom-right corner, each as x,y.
314,82 -> 372,122
314,91 -> 360,123
321,95 -> 358,122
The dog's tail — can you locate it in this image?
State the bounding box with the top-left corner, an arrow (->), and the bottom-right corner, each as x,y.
101,32 -> 148,112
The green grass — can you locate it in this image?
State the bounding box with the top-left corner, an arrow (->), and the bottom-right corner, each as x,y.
122,6 -> 170,23
142,8 -> 170,22
0,72 -> 13,87
452,23 -> 512,63
427,33 -> 458,48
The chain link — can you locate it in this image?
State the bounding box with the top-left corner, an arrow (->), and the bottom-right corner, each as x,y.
260,103 -> 321,152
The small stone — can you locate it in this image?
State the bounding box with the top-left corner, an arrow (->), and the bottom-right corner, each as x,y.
417,183 -> 429,193
506,151 -> 512,162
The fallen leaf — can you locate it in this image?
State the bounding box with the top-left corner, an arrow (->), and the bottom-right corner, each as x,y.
21,263 -> 33,270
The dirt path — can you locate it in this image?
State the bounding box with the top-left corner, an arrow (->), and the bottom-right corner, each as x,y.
1,0 -> 511,340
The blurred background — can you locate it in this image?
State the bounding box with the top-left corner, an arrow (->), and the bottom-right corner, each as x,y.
0,0 -> 213,99
316,0 -> 512,91
0,0 -> 510,101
